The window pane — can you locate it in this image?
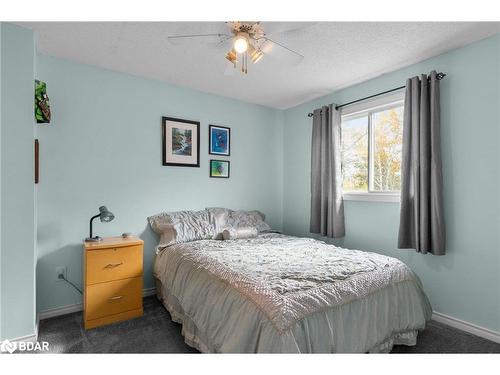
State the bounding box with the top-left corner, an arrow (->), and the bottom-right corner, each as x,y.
342,116 -> 368,192
372,106 -> 403,191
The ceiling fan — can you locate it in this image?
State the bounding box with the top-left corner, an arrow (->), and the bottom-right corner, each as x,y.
167,22 -> 305,75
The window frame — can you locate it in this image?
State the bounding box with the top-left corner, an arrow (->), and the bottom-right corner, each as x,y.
340,90 -> 404,203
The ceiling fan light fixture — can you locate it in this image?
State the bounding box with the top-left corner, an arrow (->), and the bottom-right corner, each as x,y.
225,49 -> 237,65
250,48 -> 264,64
233,33 -> 249,54
168,22 -> 304,76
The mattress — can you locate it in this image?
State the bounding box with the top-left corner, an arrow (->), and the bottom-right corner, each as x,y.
153,233 -> 432,353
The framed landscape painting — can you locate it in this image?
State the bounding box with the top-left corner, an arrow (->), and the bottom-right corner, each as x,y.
209,125 -> 230,156
209,160 -> 230,178
162,117 -> 200,167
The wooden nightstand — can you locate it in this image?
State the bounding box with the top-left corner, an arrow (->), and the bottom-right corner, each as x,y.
83,236 -> 144,329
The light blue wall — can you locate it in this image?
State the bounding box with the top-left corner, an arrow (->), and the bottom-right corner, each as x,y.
0,23 -> 36,340
33,32 -> 500,334
35,55 -> 284,312
283,34 -> 500,332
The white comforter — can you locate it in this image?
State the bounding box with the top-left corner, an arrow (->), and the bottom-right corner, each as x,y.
154,233 -> 432,353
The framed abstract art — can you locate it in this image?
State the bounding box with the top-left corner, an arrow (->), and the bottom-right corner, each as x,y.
209,160 -> 230,178
162,117 -> 200,167
209,125 -> 230,156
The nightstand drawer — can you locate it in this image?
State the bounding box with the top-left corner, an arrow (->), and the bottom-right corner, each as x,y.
85,277 -> 142,320
86,245 -> 143,284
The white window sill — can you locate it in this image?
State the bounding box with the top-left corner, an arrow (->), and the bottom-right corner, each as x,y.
343,192 -> 400,203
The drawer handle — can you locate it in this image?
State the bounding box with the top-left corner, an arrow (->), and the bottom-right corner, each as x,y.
108,295 -> 123,302
104,262 -> 123,269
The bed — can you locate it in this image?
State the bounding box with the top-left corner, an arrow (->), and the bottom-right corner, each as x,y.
150,209 -> 432,353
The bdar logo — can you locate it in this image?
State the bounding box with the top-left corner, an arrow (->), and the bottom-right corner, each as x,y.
1,339 -> 49,353
0,340 -> 17,354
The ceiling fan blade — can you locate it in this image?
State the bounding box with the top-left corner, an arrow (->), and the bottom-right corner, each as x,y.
259,22 -> 315,36
213,37 -> 233,53
259,38 -> 304,66
167,33 -> 231,46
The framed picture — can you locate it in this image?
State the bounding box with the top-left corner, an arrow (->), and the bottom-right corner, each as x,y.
35,80 -> 51,124
162,117 -> 200,167
209,159 -> 230,178
209,125 -> 231,156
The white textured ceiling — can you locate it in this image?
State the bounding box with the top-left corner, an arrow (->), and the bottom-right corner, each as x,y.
17,22 -> 500,109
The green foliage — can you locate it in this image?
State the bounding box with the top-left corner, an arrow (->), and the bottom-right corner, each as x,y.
342,117 -> 368,192
372,108 -> 403,191
342,107 -> 403,192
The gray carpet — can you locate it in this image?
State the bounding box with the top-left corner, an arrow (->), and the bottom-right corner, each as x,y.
37,296 -> 500,353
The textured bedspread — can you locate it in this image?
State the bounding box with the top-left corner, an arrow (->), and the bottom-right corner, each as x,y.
154,233 -> 432,353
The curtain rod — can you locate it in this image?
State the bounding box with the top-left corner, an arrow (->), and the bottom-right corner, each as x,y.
307,72 -> 446,117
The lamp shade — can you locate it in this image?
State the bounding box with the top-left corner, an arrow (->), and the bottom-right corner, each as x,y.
233,33 -> 248,54
99,206 -> 115,222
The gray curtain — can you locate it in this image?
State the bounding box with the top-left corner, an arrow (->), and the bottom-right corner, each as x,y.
398,71 -> 446,255
310,104 -> 345,238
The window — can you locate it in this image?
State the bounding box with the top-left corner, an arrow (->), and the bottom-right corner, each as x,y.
341,92 -> 404,202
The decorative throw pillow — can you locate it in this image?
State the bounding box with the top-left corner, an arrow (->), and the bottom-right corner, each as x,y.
206,207 -> 230,240
206,207 -> 271,237
226,209 -> 271,233
148,210 -> 215,247
222,226 -> 258,240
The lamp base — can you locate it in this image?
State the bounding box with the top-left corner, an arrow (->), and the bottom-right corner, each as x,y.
85,236 -> 103,242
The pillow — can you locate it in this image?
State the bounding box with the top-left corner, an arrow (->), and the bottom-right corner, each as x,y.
148,210 -> 214,247
206,208 -> 271,235
222,226 -> 258,240
226,209 -> 271,233
206,207 -> 230,240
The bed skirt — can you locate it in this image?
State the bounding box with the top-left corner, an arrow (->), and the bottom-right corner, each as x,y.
155,278 -> 422,354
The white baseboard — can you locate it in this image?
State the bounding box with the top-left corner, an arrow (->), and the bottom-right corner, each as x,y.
38,287 -> 157,321
432,311 -> 500,344
38,302 -> 83,320
7,332 -> 38,343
